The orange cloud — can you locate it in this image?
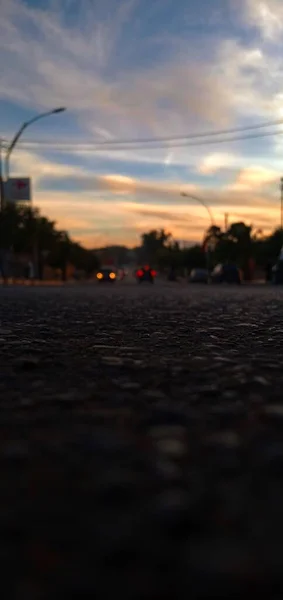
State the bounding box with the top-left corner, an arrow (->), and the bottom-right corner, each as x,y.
8,146 -> 282,248
229,166 -> 279,191
94,173 -> 198,199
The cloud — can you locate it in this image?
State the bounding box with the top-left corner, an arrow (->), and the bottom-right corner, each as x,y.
10,147 -> 281,232
0,0 -> 246,144
25,181 -> 281,248
99,174 -> 136,196
2,0 -> 283,246
9,148 -> 89,183
244,0 -> 283,41
84,172 -> 280,214
3,0 -> 283,165
94,173 -> 199,200
124,205 -> 205,223
198,152 -> 241,174
213,37 -> 282,120
238,0 -> 283,119
233,165 -> 279,189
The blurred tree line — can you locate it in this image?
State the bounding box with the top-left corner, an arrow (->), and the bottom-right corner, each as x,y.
137,224 -> 283,279
1,203 -> 282,281
0,203 -> 99,280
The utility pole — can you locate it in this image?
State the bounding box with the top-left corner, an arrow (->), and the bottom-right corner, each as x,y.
224,212 -> 229,232
0,139 -> 7,282
0,139 -> 5,212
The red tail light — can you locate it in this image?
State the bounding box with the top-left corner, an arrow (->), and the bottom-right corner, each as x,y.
136,269 -> 143,277
151,270 -> 157,277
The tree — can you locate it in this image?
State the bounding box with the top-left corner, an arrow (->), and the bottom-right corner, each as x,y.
0,203 -> 22,249
156,245 -> 182,271
140,229 -> 172,264
253,229 -> 283,268
203,221 -> 254,277
0,203 -> 100,280
205,225 -> 223,245
183,245 -> 206,270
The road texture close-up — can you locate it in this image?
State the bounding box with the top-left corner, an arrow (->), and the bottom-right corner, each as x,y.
1,282 -> 283,598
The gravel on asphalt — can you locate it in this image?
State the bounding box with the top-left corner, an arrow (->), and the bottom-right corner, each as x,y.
1,283 -> 283,599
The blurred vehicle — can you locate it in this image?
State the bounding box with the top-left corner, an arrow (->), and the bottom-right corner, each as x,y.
211,263 -> 241,284
189,268 -> 209,283
136,266 -> 156,283
96,267 -> 117,283
272,247 -> 283,284
272,262 -> 283,284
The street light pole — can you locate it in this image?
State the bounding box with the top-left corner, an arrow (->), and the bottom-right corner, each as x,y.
180,191 -> 215,273
0,108 -> 66,281
224,212 -> 229,232
4,107 -> 66,181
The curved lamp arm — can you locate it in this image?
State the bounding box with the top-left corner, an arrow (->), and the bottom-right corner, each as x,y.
5,108 -> 66,180
180,191 -> 215,225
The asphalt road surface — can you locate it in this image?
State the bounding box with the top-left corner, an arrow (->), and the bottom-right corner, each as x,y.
2,282 -> 283,599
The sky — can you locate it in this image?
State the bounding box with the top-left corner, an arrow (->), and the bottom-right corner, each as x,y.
1,0 -> 283,248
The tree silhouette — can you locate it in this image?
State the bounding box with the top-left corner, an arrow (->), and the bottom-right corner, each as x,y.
0,203 -> 99,280
140,229 -> 172,263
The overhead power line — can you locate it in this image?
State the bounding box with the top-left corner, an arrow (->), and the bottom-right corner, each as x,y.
15,127 -> 283,152
8,116 -> 283,147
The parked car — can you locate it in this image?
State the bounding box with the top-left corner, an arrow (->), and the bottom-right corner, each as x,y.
96,267 -> 117,282
272,247 -> 283,284
136,266 -> 157,283
211,263 -> 241,284
272,262 -> 283,284
189,268 -> 209,283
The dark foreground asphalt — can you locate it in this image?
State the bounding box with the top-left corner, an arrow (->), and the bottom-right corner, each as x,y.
1,282 -> 283,598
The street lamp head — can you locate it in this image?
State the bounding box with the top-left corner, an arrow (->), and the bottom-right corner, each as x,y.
52,107 -> 66,114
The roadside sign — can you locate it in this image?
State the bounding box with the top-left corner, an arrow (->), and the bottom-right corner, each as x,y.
4,178 -> 31,202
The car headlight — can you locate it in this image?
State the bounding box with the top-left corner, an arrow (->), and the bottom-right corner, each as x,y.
96,272 -> 103,280
109,272 -> 116,279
